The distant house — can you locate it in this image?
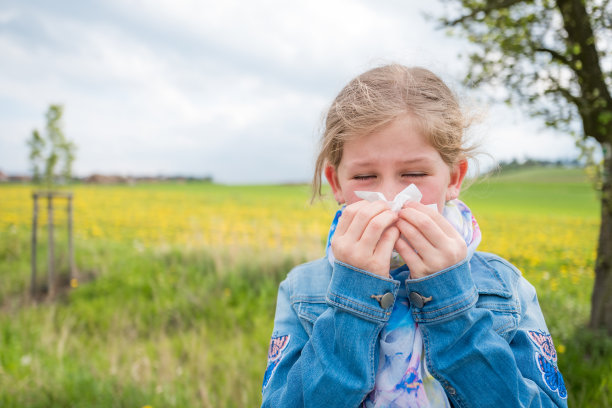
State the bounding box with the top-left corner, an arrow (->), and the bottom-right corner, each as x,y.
0,171 -> 7,182
8,175 -> 32,183
84,174 -> 128,184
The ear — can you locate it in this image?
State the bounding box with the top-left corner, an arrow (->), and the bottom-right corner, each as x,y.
446,159 -> 468,201
324,164 -> 345,204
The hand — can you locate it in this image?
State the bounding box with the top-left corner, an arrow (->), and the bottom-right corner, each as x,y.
394,202 -> 467,279
331,200 -> 400,277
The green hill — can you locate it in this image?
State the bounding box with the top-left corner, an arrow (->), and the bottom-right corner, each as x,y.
464,166 -> 599,218
488,165 -> 590,183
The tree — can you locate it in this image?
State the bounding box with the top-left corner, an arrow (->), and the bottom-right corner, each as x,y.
437,0 -> 612,334
27,104 -> 77,189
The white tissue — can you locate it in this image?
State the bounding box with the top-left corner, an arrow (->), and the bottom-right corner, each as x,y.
355,184 -> 435,268
355,184 -> 427,212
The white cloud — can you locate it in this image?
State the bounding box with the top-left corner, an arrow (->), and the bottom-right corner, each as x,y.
0,0 -> 581,183
0,9 -> 19,24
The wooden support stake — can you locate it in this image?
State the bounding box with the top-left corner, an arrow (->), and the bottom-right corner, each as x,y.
30,193 -> 38,297
47,194 -> 55,298
31,191 -> 75,298
68,195 -> 75,283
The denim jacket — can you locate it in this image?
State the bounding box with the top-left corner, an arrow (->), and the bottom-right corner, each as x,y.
261,252 -> 568,408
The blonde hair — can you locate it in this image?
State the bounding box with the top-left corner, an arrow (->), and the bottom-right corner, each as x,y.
312,64 -> 479,199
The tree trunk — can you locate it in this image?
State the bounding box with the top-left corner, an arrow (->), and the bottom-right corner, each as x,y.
589,143 -> 612,334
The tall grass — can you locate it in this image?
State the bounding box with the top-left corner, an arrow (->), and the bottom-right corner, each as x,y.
0,167 -> 610,407
1,231 -> 300,407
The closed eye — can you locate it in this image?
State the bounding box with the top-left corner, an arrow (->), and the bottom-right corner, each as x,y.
353,175 -> 375,180
403,173 -> 426,178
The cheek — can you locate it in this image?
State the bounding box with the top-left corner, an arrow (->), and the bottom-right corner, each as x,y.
332,177 -> 362,205
416,184 -> 447,210
343,189 -> 362,205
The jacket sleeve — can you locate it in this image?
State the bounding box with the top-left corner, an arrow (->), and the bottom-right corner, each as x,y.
406,258 -> 568,408
261,261 -> 400,408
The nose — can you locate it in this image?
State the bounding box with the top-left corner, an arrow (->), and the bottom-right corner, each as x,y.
380,180 -> 403,202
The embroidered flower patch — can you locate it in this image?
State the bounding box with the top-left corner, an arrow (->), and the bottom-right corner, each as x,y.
528,330 -> 567,399
528,330 -> 557,362
262,334 -> 290,391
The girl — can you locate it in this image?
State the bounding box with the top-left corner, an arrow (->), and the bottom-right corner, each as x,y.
261,64 -> 567,408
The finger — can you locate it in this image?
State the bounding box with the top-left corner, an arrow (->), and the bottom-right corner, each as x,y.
373,225 -> 400,260
398,207 -> 448,249
334,200 -> 369,236
343,200 -> 391,241
359,210 -> 399,250
394,234 -> 426,278
396,218 -> 436,260
403,202 -> 459,238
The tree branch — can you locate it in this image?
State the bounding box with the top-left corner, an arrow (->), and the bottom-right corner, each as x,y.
544,76 -> 581,107
534,46 -> 573,67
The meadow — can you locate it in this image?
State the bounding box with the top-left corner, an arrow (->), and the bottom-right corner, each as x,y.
0,167 -> 610,407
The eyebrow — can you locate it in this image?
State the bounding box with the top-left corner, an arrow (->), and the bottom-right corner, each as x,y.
348,157 -> 435,167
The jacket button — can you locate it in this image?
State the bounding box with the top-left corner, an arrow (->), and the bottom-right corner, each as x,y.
447,386 -> 456,395
380,292 -> 394,308
371,292 -> 395,309
409,291 -> 432,308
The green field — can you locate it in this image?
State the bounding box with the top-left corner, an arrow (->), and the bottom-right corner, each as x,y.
0,167 -> 610,407
465,167 -> 600,217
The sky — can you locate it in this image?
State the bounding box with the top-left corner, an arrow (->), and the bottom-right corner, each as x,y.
0,0 -> 581,184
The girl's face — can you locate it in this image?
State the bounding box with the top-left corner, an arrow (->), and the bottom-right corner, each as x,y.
325,115 -> 468,212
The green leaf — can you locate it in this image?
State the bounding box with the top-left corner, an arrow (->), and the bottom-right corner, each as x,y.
597,111 -> 612,126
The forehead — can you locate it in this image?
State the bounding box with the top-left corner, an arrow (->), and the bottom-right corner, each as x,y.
340,116 -> 439,163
